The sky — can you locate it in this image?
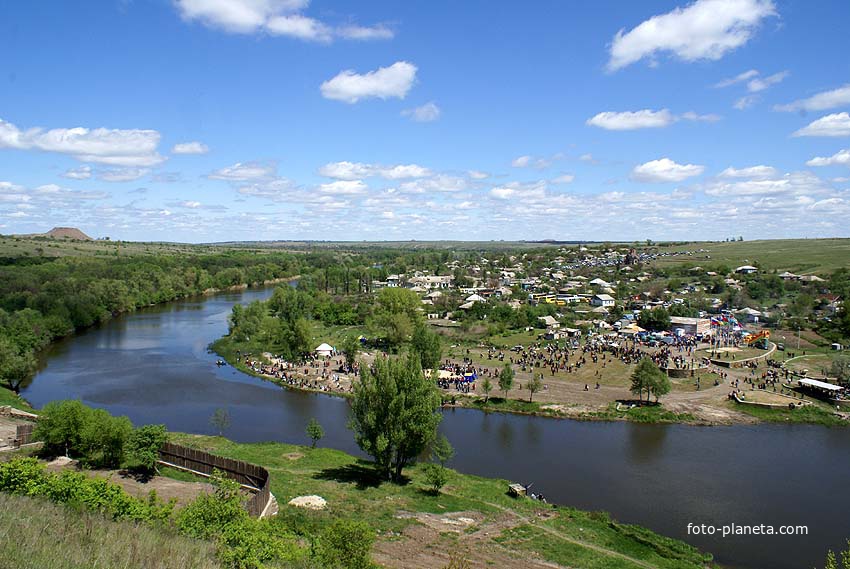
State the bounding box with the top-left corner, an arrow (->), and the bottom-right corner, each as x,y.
1,0 -> 850,243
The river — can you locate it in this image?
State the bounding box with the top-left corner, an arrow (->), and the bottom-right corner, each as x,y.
22,286 -> 850,569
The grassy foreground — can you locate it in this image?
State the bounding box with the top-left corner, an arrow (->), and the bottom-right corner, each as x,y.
0,386 -> 34,411
729,401 -> 848,426
0,493 -> 221,569
169,433 -> 715,569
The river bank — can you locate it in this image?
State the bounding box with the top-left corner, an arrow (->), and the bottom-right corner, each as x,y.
167,432 -> 716,569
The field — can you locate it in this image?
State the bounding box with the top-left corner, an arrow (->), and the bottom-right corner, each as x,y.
169,433 -> 714,569
654,238 -> 850,274
0,493 -> 221,569
0,235 -> 265,258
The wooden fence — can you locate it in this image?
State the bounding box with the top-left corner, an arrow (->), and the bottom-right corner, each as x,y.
158,442 -> 271,517
15,424 -> 35,447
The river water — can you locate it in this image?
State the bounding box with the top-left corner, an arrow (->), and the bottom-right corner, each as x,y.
22,287 -> 850,569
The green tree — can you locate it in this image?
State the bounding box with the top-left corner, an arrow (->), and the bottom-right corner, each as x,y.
210,407 -> 231,437
306,418 -> 324,449
498,364 -> 515,400
424,462 -> 449,495
481,376 -> 493,403
822,539 -> 850,569
431,434 -> 455,466
80,408 -> 132,468
411,323 -> 442,370
125,424 -> 168,475
630,358 -> 668,403
0,337 -> 36,394
34,399 -> 89,457
831,356 -> 850,384
340,335 -> 360,369
637,307 -> 671,332
367,288 -> 424,349
528,374 -> 543,402
349,354 -> 442,481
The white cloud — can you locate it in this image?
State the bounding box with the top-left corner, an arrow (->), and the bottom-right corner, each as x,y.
318,161 -> 431,180
336,24 -> 394,40
587,109 -> 675,130
608,0 -> 776,71
793,113 -> 850,137
806,149 -> 850,168
631,158 -> 705,182
775,84 -> 850,113
320,61 -> 417,103
703,171 -> 831,197
490,187 -> 516,199
586,109 -> 720,130
719,165 -> 778,179
0,117 -> 164,167
467,170 -> 489,180
746,70 -> 788,92
551,174 -> 575,184
511,155 -> 531,168
174,0 -> 392,42
172,141 -> 210,154
402,101 -> 441,122
734,95 -> 759,110
208,161 -> 276,181
62,165 -> 92,180
97,168 -> 149,182
318,180 -> 368,195
715,69 -> 759,87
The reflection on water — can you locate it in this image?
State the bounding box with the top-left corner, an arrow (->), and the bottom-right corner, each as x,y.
22,286 -> 850,569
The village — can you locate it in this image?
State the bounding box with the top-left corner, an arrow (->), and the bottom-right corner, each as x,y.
225,242 -> 850,426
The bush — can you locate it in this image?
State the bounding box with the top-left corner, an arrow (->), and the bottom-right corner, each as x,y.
35,400 -> 132,468
423,463 -> 449,494
125,424 -> 168,475
177,470 -> 247,540
316,519 -> 376,569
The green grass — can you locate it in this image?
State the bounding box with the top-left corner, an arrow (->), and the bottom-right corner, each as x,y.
167,433 -> 714,568
654,238 -> 850,275
730,401 -> 848,426
0,386 -> 34,412
583,403 -> 698,424
468,396 -> 547,414
0,493 -> 221,569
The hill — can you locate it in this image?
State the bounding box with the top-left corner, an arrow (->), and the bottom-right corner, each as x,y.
44,227 -> 92,240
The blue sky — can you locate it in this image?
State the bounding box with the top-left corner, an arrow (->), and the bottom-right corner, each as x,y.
1,0 -> 850,242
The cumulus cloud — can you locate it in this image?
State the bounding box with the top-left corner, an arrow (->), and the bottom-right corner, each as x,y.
208,161 -> 276,181
97,168 -> 149,182
318,161 -> 431,180
586,109 -> 719,130
608,0 -> 776,71
318,180 -> 368,195
320,61 -> 417,103
62,165 -> 93,180
793,113 -> 850,137
719,165 -> 778,179
402,101 -> 441,122
702,170 -> 831,197
0,117 -> 164,167
551,174 -> 575,184
631,158 -> 705,182
806,149 -> 850,168
174,0 -> 392,42
172,141 -> 210,154
775,84 -> 850,113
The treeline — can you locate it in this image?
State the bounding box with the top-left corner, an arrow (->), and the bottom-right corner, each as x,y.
0,252 -> 301,393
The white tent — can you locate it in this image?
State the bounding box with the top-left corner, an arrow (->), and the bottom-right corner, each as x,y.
315,343 -> 334,357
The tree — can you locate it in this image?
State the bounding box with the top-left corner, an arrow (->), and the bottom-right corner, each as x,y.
431,434 -> 455,466
367,288 -> 424,349
498,364 -> 515,400
630,358 -> 668,403
822,539 -> 850,569
424,435 -> 454,494
350,354 -> 442,481
80,408 -> 132,468
411,323 -> 442,371
210,407 -> 231,437
637,307 -> 671,332
340,335 -> 360,369
0,337 -> 36,394
126,424 -> 168,475
481,376 -> 493,403
832,356 -> 850,384
306,418 -> 324,449
35,399 -> 89,457
528,374 -> 543,402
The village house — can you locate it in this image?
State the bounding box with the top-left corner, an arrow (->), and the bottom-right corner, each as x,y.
591,293 -> 615,308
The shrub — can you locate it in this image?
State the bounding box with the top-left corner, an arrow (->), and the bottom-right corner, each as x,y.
316,519 -> 376,569
125,424 -> 168,475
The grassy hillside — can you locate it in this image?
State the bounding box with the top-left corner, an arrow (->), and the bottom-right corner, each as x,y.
654,238 -> 850,274
169,433 -> 714,569
0,493 -> 221,569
